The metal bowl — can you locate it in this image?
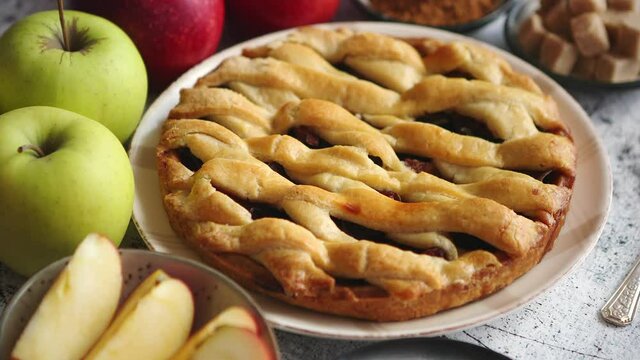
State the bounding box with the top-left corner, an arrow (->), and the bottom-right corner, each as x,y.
0,249 -> 280,359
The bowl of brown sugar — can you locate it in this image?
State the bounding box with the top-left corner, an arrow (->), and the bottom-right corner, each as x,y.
355,0 -> 514,32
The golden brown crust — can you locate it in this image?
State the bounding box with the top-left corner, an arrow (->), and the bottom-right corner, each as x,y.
159,176 -> 569,321
156,27 -> 576,321
203,233 -> 556,322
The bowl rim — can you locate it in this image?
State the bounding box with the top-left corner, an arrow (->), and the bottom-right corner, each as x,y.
0,248 -> 280,358
353,0 -> 515,33
504,0 -> 640,89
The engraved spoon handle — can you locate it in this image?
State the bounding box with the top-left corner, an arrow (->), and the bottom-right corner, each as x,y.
601,256 -> 640,326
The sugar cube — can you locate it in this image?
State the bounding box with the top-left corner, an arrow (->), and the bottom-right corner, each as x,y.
571,13 -> 610,56
519,13 -> 547,55
569,0 -> 607,15
607,0 -> 638,10
613,23 -> 640,59
595,53 -> 640,82
540,0 -> 558,12
544,0 -> 572,37
540,33 -> 579,75
573,56 -> 598,78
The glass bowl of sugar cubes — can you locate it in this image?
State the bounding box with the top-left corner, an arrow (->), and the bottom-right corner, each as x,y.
505,0 -> 640,88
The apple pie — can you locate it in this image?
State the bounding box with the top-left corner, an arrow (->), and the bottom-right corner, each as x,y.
156,27 -> 576,321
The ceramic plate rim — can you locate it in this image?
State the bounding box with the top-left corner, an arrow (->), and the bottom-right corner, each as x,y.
129,21 -> 612,340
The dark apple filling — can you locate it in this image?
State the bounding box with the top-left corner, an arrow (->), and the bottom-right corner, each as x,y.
265,161 -> 290,180
332,216 -> 388,243
288,126 -> 331,149
175,147 -> 203,172
451,233 -> 498,253
333,62 -> 357,77
331,217 -> 450,259
422,247 -> 448,258
399,154 -> 439,175
378,189 -> 402,201
368,155 -> 383,167
228,196 -> 291,221
418,111 -> 501,143
534,123 -> 571,139
335,277 -> 373,287
526,169 -> 564,185
442,70 -> 475,80
249,204 -> 290,221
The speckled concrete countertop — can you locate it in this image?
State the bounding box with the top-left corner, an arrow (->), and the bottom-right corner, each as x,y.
1,1 -> 639,359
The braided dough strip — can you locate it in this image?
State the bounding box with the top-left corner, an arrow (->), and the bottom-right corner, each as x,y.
281,27 -> 542,96
168,90 -> 573,176
418,40 -> 544,95
159,150 -> 501,299
198,35 -> 564,138
252,28 -> 426,92
167,95 -> 571,215
270,99 -> 575,174
163,118 -> 568,217
245,134 -> 571,216
197,56 -> 402,113
386,122 -> 575,174
169,88 -> 270,130
197,57 -> 563,138
159,119 -> 546,256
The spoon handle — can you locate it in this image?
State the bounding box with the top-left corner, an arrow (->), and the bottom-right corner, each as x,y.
601,256 -> 640,326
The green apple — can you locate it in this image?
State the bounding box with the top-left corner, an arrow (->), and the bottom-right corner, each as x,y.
0,10 -> 147,143
0,106 -> 134,276
12,234 -> 123,360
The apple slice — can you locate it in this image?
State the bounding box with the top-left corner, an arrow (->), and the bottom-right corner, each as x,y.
85,269 -> 194,360
11,233 -> 122,360
172,306 -> 260,359
187,327 -> 273,360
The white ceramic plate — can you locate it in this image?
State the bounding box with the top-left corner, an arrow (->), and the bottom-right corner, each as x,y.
129,22 -> 612,340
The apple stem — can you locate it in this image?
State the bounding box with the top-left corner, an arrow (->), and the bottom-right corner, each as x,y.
57,0 -> 70,51
17,144 -> 46,158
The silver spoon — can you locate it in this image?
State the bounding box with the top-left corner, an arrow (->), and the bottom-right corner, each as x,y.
601,256 -> 640,326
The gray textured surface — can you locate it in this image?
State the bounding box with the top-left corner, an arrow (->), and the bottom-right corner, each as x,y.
1,1 -> 639,359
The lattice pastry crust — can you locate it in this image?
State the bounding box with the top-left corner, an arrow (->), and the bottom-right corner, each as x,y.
157,27 -> 576,321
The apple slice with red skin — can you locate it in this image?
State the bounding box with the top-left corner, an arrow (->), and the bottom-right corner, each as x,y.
185,327 -> 274,360
172,306 -> 264,359
11,234 -> 122,360
85,269 -> 194,360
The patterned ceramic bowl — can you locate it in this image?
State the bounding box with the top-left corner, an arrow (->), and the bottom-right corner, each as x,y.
0,249 -> 280,359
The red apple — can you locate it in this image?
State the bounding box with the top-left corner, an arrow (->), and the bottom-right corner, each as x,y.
75,0 -> 224,88
228,0 -> 340,36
